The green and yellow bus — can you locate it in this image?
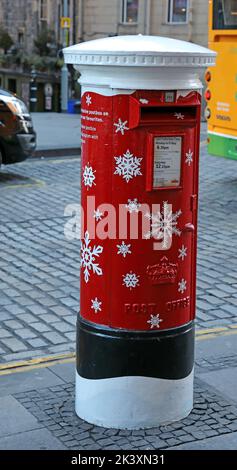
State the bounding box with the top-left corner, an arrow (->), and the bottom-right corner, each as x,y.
207,0 -> 237,159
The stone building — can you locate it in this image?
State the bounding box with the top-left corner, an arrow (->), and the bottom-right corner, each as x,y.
0,0 -> 209,54
0,0 -> 39,54
0,0 -> 71,108
80,0 -> 209,47
0,0 -> 80,54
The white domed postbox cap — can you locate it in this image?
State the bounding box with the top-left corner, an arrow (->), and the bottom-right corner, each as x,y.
63,35 -> 216,91
64,35 -> 216,68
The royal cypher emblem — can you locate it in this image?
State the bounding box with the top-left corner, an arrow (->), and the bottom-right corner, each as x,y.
147,256 -> 178,285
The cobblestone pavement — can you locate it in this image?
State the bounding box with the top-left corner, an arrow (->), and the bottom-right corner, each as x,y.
12,363 -> 237,450
0,157 -> 80,363
0,136 -> 237,363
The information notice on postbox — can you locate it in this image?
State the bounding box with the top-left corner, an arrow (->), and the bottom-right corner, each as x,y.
153,136 -> 182,188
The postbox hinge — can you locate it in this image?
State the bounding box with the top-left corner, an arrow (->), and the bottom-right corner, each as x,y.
191,194 -> 197,212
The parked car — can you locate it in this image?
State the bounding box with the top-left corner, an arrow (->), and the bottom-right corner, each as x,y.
0,88 -> 36,166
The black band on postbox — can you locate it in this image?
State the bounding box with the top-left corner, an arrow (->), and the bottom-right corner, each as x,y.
76,316 -> 194,380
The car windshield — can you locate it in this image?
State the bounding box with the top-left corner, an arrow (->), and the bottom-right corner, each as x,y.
0,88 -> 29,115
0,88 -> 13,97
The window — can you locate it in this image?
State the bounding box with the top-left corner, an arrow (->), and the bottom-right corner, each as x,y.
8,79 -> 17,94
61,0 -> 71,16
213,0 -> 237,29
121,0 -> 139,24
18,31 -> 24,45
40,0 -> 48,21
167,0 -> 189,24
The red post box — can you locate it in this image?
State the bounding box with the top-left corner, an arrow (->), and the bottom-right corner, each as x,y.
64,36 -> 216,429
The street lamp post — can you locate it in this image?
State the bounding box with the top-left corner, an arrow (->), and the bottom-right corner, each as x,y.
61,0 -> 69,112
30,67 -> 38,113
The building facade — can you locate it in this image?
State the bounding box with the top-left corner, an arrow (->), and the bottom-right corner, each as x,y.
80,0 -> 209,48
0,0 -> 209,54
0,0 -> 80,54
0,0 -> 78,108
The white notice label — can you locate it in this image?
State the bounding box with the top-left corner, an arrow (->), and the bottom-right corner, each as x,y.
153,136 -> 182,188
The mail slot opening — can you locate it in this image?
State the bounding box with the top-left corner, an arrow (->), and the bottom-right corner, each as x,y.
140,106 -> 197,124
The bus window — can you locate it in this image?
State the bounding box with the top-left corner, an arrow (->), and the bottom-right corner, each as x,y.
213,0 -> 237,29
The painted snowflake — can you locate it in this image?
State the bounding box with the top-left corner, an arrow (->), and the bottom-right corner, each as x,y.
174,112 -> 184,120
147,314 -> 163,329
114,150 -> 143,183
91,297 -> 102,313
178,245 -> 187,261
140,98 -> 149,104
80,231 -> 103,283
117,241 -> 132,258
114,118 -> 129,135
145,201 -> 182,249
185,149 -> 193,166
125,198 -> 141,214
178,278 -> 187,294
93,209 -> 104,222
83,165 -> 96,189
123,271 -> 140,289
86,94 -> 92,106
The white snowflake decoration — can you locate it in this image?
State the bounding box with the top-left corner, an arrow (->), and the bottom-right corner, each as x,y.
125,198 -> 141,214
178,278 -> 187,294
174,112 -> 184,120
114,150 -> 143,183
147,314 -> 163,329
114,118 -> 129,135
185,149 -> 193,166
83,165 -> 96,189
123,271 -> 140,290
93,209 -> 104,222
91,297 -> 102,313
86,94 -> 92,106
178,245 -> 187,261
80,231 -> 103,283
140,98 -> 149,104
117,241 -> 132,258
145,201 -> 182,249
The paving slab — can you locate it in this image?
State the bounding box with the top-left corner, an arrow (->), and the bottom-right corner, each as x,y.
49,361 -> 75,383
0,396 -> 42,437
0,367 -> 64,397
199,367 -> 237,404
169,431 -> 237,450
0,428 -> 65,450
196,333 -> 237,360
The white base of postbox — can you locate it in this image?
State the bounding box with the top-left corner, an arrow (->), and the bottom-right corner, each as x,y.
75,369 -> 194,430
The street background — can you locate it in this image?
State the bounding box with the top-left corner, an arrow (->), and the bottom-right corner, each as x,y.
32,113 -> 81,154
0,116 -> 237,449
